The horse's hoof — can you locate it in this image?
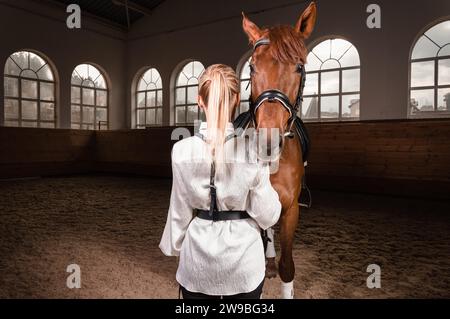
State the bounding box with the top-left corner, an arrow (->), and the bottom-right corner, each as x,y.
265,268 -> 277,279
265,258 -> 277,279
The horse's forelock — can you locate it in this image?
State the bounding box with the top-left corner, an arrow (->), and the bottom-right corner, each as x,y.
264,25 -> 308,65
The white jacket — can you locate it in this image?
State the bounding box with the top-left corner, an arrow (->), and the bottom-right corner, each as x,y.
159,122 -> 281,295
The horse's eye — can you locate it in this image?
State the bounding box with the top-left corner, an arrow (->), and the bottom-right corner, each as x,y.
296,64 -> 304,74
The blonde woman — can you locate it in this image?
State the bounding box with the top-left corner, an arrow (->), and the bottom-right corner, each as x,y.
159,64 -> 281,299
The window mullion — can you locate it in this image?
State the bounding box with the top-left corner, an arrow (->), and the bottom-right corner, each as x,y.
318,71 -> 322,120
18,78 -> 22,127
339,70 -> 343,120
184,86 -> 188,124
93,88 -> 96,130
136,91 -> 139,129
434,58 -> 438,111
37,79 -> 41,127
80,86 -> 84,130
145,91 -> 148,127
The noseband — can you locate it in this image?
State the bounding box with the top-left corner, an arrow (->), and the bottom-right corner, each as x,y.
249,38 -> 307,138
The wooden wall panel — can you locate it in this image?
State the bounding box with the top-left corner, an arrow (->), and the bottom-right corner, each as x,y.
94,127 -> 193,178
306,120 -> 450,182
1,120 -> 449,198
0,127 -> 95,179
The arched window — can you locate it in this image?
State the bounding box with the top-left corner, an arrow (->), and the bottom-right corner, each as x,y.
410,20 -> 450,116
4,51 -> 56,128
136,68 -> 163,128
174,61 -> 205,125
71,64 -> 108,130
238,57 -> 252,116
301,38 -> 360,121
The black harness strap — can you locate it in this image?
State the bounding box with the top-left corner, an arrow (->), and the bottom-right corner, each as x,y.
261,229 -> 270,252
209,159 -> 218,220
194,132 -> 250,222
253,38 -> 270,50
195,209 -> 249,221
252,90 -> 295,119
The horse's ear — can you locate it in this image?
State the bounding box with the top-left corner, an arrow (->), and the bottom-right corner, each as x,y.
242,12 -> 262,45
295,2 -> 317,39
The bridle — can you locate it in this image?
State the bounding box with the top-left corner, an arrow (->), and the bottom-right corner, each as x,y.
249,38 -> 307,139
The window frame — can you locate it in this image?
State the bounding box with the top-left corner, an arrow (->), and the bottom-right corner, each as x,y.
70,64 -> 109,130
4,51 -> 57,128
409,21 -> 450,118
302,38 -> 361,122
135,68 -> 163,128
174,61 -> 205,125
237,55 -> 252,118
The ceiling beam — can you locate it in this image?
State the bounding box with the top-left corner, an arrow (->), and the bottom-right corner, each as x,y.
111,0 -> 154,16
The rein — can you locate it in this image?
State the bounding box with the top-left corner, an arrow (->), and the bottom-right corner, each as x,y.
249,38 -> 307,138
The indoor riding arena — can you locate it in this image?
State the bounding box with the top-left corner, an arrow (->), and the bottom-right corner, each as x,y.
0,0 -> 449,299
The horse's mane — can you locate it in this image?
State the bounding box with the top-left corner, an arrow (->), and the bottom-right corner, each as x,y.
262,25 -> 308,65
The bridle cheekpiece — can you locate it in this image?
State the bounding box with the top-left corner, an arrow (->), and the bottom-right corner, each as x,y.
249,38 -> 307,138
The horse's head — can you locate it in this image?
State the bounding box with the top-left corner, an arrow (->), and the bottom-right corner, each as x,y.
242,2 -> 316,160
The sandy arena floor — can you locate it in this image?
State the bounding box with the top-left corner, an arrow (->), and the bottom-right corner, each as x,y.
0,175 -> 449,298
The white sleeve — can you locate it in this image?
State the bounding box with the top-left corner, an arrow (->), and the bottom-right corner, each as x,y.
159,147 -> 193,257
247,163 -> 282,230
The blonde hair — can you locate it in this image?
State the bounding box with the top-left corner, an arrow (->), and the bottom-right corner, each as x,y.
198,64 -> 239,163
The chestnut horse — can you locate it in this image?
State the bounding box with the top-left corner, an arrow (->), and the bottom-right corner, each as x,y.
241,2 -> 317,298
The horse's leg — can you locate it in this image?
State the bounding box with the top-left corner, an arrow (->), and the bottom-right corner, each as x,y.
265,227 -> 277,278
278,202 -> 299,299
